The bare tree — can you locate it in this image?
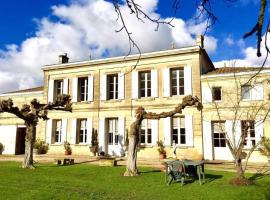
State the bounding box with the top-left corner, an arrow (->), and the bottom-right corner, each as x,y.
124,95 -> 202,176
0,95 -> 72,169
204,69 -> 270,185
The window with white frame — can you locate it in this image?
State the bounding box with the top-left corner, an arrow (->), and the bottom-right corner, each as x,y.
241,120 -> 256,147
108,118 -> 118,145
241,85 -> 251,100
241,84 -> 263,101
172,117 -> 185,145
212,121 -> 226,147
171,68 -> 184,96
78,77 -> 88,102
139,71 -> 151,98
53,119 -> 62,143
54,80 -> 63,100
107,74 -> 118,100
140,120 -> 152,144
77,119 -> 88,144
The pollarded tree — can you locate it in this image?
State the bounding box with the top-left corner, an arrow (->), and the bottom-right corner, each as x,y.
124,95 -> 202,176
0,95 -> 72,169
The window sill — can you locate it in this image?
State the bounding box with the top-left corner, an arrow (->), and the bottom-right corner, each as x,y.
50,143 -> 63,146
101,99 -> 123,103
139,144 -> 154,148
213,100 -> 222,103
164,95 -> 185,100
133,97 -> 156,101
74,144 -> 89,146
241,99 -> 264,102
73,101 -> 93,105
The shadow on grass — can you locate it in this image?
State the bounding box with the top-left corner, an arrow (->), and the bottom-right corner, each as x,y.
204,174 -> 223,183
140,169 -> 162,174
249,165 -> 270,181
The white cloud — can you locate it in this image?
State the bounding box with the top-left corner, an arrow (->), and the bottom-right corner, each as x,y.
0,0 -> 217,93
224,37 -> 234,46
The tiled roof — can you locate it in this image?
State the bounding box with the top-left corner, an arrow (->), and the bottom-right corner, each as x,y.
207,67 -> 265,75
3,86 -> 44,94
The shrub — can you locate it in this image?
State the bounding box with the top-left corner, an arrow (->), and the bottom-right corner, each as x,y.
157,140 -> 166,154
258,137 -> 270,157
34,139 -> 49,154
64,141 -> 72,154
0,142 -> 4,154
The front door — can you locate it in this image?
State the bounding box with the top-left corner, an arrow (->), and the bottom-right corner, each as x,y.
212,122 -> 233,160
15,127 -> 26,155
107,118 -> 120,156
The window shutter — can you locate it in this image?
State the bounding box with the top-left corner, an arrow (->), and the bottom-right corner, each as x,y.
252,84 -> 263,100
100,74 -> 107,101
87,118 -> 93,145
151,120 -> 158,146
61,119 -> 68,143
151,69 -> 158,98
225,120 -> 233,144
163,117 -> 171,146
163,68 -> 170,97
132,70 -> 139,99
72,77 -> 78,103
63,78 -> 69,95
70,118 -> 77,144
118,117 -> 125,147
184,65 -> 192,95
202,87 -> 212,103
88,75 -> 94,101
255,120 -> 264,144
48,79 -> 54,102
46,119 -> 52,144
185,115 -> 193,146
98,118 -> 106,153
203,120 -> 213,160
118,73 -> 125,100
234,120 -> 241,148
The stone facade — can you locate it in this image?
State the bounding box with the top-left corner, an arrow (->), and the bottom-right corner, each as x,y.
0,37 -> 269,163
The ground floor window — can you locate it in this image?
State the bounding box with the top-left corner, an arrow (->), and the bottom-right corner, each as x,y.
212,121 -> 226,147
77,118 -> 87,144
241,120 -> 255,147
140,120 -> 152,144
108,118 -> 118,145
53,119 -> 62,143
172,117 -> 185,145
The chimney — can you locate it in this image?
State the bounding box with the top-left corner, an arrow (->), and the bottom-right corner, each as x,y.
196,35 -> 204,48
59,53 -> 69,64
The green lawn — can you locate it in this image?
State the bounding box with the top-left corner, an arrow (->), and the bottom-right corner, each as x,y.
0,162 -> 269,200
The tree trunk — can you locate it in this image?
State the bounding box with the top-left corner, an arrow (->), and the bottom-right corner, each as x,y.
124,134 -> 139,176
235,158 -> 244,178
22,124 -> 36,169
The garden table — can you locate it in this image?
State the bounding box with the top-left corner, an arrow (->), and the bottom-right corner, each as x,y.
183,159 -> 205,185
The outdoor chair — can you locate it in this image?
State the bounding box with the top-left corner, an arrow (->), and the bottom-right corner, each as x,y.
166,160 -> 186,186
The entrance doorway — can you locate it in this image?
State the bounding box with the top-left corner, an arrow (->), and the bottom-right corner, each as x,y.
15,127 -> 26,155
107,118 -> 120,156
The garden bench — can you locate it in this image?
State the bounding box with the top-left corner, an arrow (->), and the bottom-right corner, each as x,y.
98,157 -> 117,167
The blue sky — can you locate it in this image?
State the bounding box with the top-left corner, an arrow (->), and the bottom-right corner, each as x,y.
0,0 -> 268,92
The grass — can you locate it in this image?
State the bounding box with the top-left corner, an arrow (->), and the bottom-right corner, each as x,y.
0,162 -> 269,200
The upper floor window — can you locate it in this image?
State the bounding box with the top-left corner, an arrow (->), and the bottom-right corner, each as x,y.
212,87 -> 222,101
212,121 -> 226,147
241,85 -> 251,100
241,120 -> 256,147
54,80 -> 63,100
78,118 -> 87,144
171,68 -> 184,96
52,119 -> 62,143
139,71 -> 151,98
172,117 -> 185,145
78,77 -> 88,102
140,120 -> 152,144
107,74 -> 118,100
241,84 -> 263,101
